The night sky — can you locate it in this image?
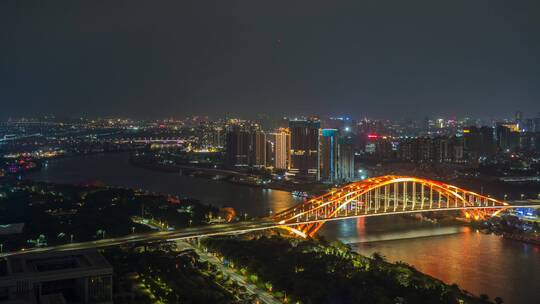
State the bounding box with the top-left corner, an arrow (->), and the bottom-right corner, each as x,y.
3,1 -> 540,119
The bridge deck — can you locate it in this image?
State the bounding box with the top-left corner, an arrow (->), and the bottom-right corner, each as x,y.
2,204 -> 538,258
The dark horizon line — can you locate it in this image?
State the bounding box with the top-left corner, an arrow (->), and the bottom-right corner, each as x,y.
1,112 -> 538,123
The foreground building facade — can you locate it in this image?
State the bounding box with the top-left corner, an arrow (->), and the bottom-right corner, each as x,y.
0,250 -> 112,304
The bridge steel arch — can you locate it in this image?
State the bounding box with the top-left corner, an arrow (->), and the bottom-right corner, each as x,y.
271,175 -> 510,237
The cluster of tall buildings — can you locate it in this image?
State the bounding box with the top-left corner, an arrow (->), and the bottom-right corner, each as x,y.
396,136 -> 465,163
224,111 -> 540,177
225,123 -> 269,168
515,111 -> 540,133
226,118 -> 355,183
368,118 -> 540,164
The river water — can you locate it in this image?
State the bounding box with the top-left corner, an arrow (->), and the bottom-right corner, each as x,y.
27,153 -> 540,303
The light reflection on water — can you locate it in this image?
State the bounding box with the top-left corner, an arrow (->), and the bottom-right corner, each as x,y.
321,216 -> 469,244
320,217 -> 540,304
28,153 -> 540,304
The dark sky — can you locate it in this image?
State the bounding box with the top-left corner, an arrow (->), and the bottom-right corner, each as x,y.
2,1 -> 539,119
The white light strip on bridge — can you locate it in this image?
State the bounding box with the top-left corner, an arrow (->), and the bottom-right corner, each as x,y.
282,205 -> 540,227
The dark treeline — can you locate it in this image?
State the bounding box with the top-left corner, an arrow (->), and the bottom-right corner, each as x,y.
203,236 -> 498,304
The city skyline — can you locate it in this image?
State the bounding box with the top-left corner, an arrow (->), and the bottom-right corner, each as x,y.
2,111 -> 540,122
2,2 -> 540,304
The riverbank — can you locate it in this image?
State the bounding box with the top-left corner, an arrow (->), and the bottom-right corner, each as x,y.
0,179 -> 218,252
502,232 -> 540,245
473,214 -> 540,247
25,152 -> 540,304
202,235 -> 498,304
401,209 -> 540,249
1,150 -> 138,177
128,153 -> 331,195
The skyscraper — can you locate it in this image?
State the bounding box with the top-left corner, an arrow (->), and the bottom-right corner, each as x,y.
226,127 -> 251,167
337,134 -> 355,181
273,128 -> 291,170
463,126 -> 495,161
319,129 -> 339,182
496,124 -> 519,152
318,129 -> 355,183
250,131 -> 267,167
289,118 -> 320,175
225,121 -> 270,168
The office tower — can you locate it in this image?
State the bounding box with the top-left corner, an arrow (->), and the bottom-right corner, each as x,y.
496,124 -> 519,152
463,126 -> 495,161
319,129 -> 339,182
318,130 -> 355,183
337,134 -> 355,181
250,131 -> 267,167
273,128 -> 291,170
226,127 -> 251,167
226,122 -> 269,168
289,118 -> 320,175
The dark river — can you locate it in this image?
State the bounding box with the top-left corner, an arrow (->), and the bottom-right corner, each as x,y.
27,153 -> 540,304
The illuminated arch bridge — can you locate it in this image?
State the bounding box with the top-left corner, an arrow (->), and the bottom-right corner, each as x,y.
2,175 -> 540,258
271,175 -> 534,238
